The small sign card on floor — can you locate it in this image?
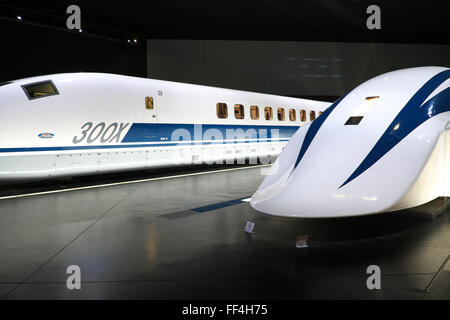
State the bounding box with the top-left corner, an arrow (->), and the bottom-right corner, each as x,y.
245,221 -> 255,234
296,235 -> 308,248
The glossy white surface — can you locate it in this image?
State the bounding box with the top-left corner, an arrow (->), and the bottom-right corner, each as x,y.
0,73 -> 329,181
251,67 -> 450,217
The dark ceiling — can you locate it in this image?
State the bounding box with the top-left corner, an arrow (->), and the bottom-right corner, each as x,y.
1,0 -> 450,44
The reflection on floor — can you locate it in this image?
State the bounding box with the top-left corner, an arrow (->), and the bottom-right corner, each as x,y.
0,165 -> 449,299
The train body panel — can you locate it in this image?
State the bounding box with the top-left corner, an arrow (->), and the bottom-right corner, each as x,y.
251,66 -> 450,217
3,68 -> 448,217
0,73 -> 329,182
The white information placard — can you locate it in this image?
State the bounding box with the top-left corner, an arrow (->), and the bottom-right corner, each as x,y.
245,221 -> 255,234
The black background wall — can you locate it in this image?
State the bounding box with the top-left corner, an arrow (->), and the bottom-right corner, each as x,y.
1,0 -> 450,98
147,40 -> 450,99
0,19 -> 146,82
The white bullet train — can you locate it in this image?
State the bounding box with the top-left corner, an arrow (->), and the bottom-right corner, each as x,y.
0,73 -> 329,182
251,66 -> 450,217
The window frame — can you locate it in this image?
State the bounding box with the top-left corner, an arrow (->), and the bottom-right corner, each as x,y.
300,109 -> 306,122
216,102 -> 228,119
250,105 -> 259,120
344,116 -> 364,125
234,104 -> 245,119
289,109 -> 296,121
145,96 -> 154,110
21,80 -> 59,100
264,107 -> 273,121
277,107 -> 285,121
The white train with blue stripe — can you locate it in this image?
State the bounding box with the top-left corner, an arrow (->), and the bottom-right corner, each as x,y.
0,73 -> 329,182
251,66 -> 450,217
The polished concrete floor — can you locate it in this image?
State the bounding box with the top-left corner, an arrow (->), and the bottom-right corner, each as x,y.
0,165 -> 449,300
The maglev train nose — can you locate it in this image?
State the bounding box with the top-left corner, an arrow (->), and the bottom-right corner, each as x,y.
252,66 -> 450,218
250,173 -> 383,218
249,115 -> 390,218
251,178 -> 326,217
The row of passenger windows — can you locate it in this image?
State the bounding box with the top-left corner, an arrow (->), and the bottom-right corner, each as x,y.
216,103 -> 322,122
143,97 -> 321,123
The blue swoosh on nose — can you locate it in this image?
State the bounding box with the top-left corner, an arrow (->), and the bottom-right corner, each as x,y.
292,94 -> 348,170
339,69 -> 450,188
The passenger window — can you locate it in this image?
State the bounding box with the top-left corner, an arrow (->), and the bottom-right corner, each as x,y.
345,116 -> 364,125
300,110 -> 306,122
319,111 -> 323,116
289,109 -> 296,121
310,111 -> 316,121
264,107 -> 273,121
22,80 -> 59,100
217,103 -> 228,119
250,105 -> 259,120
145,96 -> 154,109
234,104 -> 245,119
277,108 -> 285,121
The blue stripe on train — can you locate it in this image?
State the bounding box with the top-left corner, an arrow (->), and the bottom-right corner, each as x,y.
0,123 -> 298,153
292,95 -> 347,171
339,69 -> 450,188
122,123 -> 299,143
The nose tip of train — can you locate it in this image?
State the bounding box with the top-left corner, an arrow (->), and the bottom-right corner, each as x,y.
249,174 -> 382,218
250,178 -> 333,217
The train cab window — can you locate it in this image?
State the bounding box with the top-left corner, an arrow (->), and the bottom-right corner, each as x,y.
264,107 -> 273,120
300,109 -> 306,122
21,80 -> 59,100
145,96 -> 154,109
345,116 -> 364,125
250,105 -> 259,120
310,111 -> 316,121
289,109 -> 296,121
234,104 -> 245,119
217,103 -> 228,119
277,108 -> 285,121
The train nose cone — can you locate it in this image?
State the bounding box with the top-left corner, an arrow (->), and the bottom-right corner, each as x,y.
250,165 -> 384,218
251,67 -> 450,218
251,178 -> 326,217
